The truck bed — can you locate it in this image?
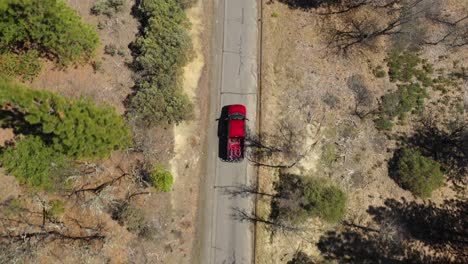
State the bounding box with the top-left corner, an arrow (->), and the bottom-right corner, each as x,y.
227,137 -> 243,161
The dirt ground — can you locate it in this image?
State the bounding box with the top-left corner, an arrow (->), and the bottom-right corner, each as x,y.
256,1 -> 467,263
0,0 -> 212,263
160,0 -> 212,262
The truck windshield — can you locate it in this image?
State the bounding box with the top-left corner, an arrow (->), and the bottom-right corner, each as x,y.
229,113 -> 245,120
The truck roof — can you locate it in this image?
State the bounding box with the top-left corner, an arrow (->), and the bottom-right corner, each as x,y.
229,119 -> 245,138
227,104 -> 246,138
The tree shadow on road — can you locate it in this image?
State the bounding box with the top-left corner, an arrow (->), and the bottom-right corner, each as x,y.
278,0 -> 340,9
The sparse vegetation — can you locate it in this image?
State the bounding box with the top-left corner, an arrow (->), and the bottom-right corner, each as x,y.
387,51 -> 433,85
374,51 -> 463,130
256,1 -> 467,262
0,50 -> 42,81
0,0 -> 99,67
320,143 -> 336,167
393,148 -> 444,198
376,83 -> 427,130
91,0 -> 125,17
3,199 -> 23,217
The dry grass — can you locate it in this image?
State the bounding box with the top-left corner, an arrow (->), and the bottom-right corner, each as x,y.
256,1 -> 467,263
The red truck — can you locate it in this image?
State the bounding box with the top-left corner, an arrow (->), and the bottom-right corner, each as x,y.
220,104 -> 247,162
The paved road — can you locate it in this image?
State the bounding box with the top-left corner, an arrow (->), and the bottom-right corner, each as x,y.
199,0 -> 258,263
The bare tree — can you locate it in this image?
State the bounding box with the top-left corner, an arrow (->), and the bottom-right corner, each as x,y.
68,166 -> 131,201
328,14 -> 408,52
424,11 -> 468,47
317,0 -> 408,15
347,75 -> 376,119
326,0 -> 426,52
0,199 -> 106,263
246,116 -> 323,168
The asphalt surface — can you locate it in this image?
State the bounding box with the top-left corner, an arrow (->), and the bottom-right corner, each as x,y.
199,0 -> 258,263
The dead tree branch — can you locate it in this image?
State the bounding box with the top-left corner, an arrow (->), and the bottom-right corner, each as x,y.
246,115 -> 324,168
68,167 -> 129,199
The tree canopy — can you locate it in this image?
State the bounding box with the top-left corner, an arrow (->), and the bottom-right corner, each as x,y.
394,148 -> 444,198
0,0 -> 99,66
128,0 -> 193,126
0,79 -> 131,159
0,136 -> 69,191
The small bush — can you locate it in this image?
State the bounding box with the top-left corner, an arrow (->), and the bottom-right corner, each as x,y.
271,12 -> 279,18
92,60 -> 103,73
0,136 -> 69,191
322,92 -> 340,109
287,251 -> 315,264
434,85 -> 448,94
0,51 -> 42,81
91,0 -> 125,17
111,201 -> 157,240
97,21 -> 106,30
149,165 -> 174,192
374,116 -> 394,131
303,178 -> 347,223
373,65 -> 386,78
394,148 -> 444,198
104,45 -> 117,56
120,205 -> 145,233
138,224 -> 159,241
274,175 -> 346,223
117,49 -> 126,57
